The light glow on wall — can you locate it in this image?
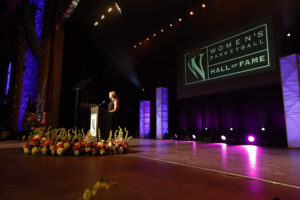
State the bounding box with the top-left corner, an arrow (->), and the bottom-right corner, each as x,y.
18,0 -> 46,130
140,101 -> 150,137
5,62 -> 12,96
156,87 -> 168,139
280,54 -> 300,148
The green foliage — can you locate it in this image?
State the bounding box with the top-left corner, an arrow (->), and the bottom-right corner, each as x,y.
81,178 -> 117,200
0,129 -> 11,140
97,129 -> 101,142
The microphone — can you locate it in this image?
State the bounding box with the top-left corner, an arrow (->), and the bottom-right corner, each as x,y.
99,101 -> 106,106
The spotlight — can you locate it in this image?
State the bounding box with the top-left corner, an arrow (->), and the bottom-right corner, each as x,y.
221,135 -> 226,141
153,33 -> 156,37
146,37 -> 149,41
192,134 -> 196,140
101,15 -> 105,20
169,24 -> 173,27
133,45 -> 137,48
107,7 -> 113,13
142,88 -> 144,91
94,21 -> 99,26
139,42 -> 142,45
189,11 -> 194,16
230,128 -> 234,131
261,127 -> 266,131
205,128 -> 208,131
161,29 -> 164,32
174,134 -> 178,139
202,3 -> 206,8
248,136 -> 255,143
178,18 -> 182,22
115,3 -> 122,14
287,33 -> 291,37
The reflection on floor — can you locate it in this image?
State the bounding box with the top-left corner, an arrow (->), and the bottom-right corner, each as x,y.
129,139 -> 300,187
0,138 -> 300,200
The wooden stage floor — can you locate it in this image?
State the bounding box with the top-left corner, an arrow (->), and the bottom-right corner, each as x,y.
1,139 -> 300,200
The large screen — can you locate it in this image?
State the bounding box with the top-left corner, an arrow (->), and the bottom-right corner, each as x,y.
177,16 -> 277,98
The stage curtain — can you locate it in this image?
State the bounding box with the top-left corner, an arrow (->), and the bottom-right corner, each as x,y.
177,84 -> 286,143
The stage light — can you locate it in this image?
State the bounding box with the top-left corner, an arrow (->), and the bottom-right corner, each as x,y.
248,136 -> 255,143
230,128 -> 234,131
169,24 -> 173,27
107,7 -> 112,13
178,18 -> 182,22
142,88 -> 145,91
261,127 -> 266,131
146,37 -> 149,41
161,29 -> 164,32
101,15 -> 105,20
202,3 -> 206,8
153,33 -> 156,37
189,11 -> 194,16
192,134 -> 196,140
139,42 -> 142,45
94,21 -> 99,26
287,33 -> 291,37
221,135 -> 226,141
205,128 -> 208,131
133,45 -> 137,48
175,134 -> 178,139
115,2 -> 122,14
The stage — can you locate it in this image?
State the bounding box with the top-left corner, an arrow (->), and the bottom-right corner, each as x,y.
1,139 -> 300,200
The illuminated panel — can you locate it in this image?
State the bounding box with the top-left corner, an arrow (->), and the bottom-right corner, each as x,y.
139,101 -> 150,137
280,54 -> 300,148
18,0 -> 46,130
156,87 -> 168,139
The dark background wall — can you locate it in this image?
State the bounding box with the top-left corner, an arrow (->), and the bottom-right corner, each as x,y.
48,0 -> 300,142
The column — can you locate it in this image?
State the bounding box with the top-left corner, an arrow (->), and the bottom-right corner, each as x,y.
156,87 -> 168,139
280,54 -> 300,148
139,100 -> 150,137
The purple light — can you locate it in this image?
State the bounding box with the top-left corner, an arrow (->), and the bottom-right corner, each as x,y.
156,87 -> 168,139
140,101 -> 150,137
5,62 -> 12,96
221,135 -> 226,141
243,145 -> 258,172
248,136 -> 255,143
280,54 -> 300,148
18,0 -> 46,131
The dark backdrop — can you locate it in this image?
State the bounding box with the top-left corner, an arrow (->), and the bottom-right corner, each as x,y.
58,0 -> 299,142
177,83 -> 287,146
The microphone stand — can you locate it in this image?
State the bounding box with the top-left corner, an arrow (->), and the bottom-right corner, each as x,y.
74,88 -> 80,128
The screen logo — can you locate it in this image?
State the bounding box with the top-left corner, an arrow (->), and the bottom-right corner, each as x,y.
184,22 -> 273,86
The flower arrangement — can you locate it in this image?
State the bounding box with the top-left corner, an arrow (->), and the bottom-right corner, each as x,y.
22,112 -> 43,130
23,126 -> 132,156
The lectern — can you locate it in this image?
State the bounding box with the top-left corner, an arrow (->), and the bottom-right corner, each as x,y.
90,106 -> 99,142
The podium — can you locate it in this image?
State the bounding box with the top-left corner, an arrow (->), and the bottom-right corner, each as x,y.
90,106 -> 99,142
90,105 -> 109,141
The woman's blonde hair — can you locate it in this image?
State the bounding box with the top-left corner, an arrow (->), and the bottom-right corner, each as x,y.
109,91 -> 117,98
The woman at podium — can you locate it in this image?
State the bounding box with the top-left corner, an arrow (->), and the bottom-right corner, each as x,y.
108,91 -> 120,132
